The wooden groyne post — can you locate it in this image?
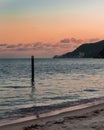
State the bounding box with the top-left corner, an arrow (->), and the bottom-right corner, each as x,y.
31,55 -> 35,87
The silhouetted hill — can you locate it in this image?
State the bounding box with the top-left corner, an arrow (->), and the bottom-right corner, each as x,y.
96,48 -> 104,58
54,40 -> 104,58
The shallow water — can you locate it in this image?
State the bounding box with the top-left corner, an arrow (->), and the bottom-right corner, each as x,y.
0,58 -> 104,123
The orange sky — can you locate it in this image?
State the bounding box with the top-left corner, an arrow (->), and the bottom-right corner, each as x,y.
0,0 -> 104,58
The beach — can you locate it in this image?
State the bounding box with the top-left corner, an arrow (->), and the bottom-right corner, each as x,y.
0,101 -> 104,130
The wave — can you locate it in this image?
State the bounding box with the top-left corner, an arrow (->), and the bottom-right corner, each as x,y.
0,97 -> 104,121
42,95 -> 79,100
0,86 -> 30,89
83,89 -> 99,92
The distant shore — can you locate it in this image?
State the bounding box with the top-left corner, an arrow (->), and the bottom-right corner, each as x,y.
0,99 -> 104,130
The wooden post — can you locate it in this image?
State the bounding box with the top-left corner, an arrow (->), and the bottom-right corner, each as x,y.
31,55 -> 35,86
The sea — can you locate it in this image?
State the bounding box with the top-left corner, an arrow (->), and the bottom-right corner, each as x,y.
0,58 -> 104,124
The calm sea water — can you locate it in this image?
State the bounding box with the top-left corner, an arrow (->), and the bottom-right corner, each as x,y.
0,58 -> 104,123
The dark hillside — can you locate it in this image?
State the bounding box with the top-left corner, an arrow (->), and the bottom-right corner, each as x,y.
54,40 -> 104,58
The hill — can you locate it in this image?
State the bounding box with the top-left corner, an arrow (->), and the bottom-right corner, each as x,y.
54,40 -> 104,58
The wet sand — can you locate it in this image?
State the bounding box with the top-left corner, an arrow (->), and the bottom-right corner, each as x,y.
0,101 -> 104,130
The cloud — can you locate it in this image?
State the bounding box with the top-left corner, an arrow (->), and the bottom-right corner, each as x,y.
0,43 -> 31,51
0,43 -> 8,47
7,45 -> 17,48
0,38 -> 100,52
0,38 -> 100,58
0,37 -> 99,52
33,42 -> 62,51
71,38 -> 83,43
60,37 -> 84,44
60,38 -> 70,43
60,37 -> 100,44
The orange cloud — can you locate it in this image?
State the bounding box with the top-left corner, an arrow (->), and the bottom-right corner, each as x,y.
0,38 -> 100,58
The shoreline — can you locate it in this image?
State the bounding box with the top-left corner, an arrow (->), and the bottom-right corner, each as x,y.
0,98 -> 104,130
0,97 -> 104,125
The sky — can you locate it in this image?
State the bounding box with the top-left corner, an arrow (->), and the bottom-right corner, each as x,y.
0,0 -> 104,58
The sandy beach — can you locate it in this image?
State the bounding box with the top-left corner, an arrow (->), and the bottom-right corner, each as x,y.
0,101 -> 104,130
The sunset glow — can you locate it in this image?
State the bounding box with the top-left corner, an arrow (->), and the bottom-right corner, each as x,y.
0,0 -> 104,58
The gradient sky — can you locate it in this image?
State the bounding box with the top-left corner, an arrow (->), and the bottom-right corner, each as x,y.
0,0 -> 104,58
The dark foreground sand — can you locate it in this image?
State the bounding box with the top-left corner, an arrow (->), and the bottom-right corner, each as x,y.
0,101 -> 104,130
